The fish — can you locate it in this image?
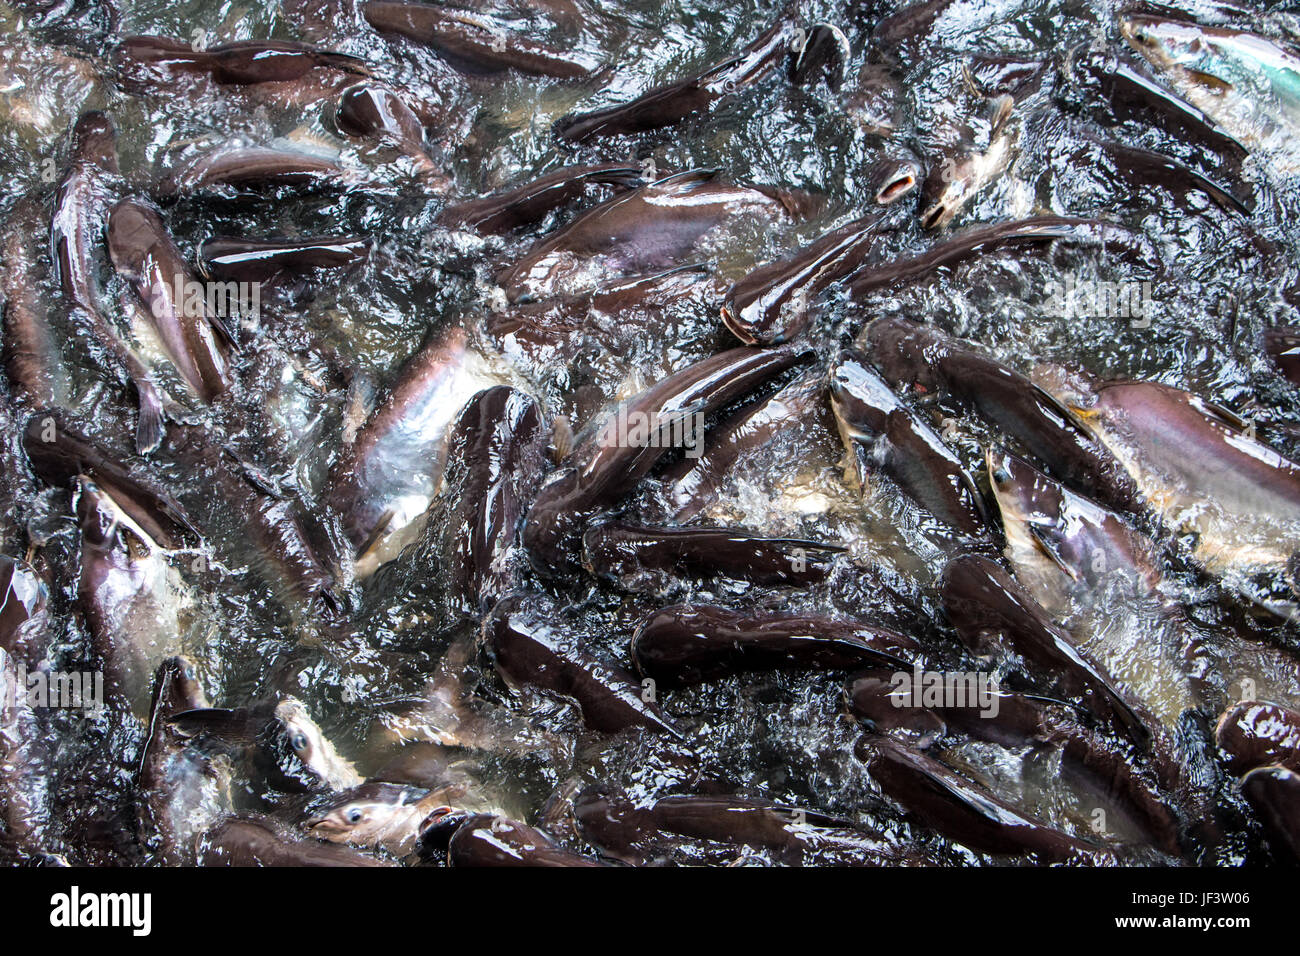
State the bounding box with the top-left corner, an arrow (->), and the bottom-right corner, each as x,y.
1122,16 -> 1300,171
336,83 -> 444,181
481,592 -> 680,736
325,326 -> 493,577
553,13 -> 798,141
199,816 -> 390,866
522,345 -> 810,573
437,163 -> 645,235
722,208 -> 896,345
439,385 -> 549,613
107,198 -> 234,405
631,604 -> 918,685
200,235 -> 372,284
1085,139 -> 1250,216
438,813 -> 607,866
1215,700 -> 1300,776
497,169 -> 798,304
137,657 -> 231,866
157,146 -> 359,198
1057,378 -> 1300,619
846,671 -> 1182,855
115,36 -> 371,89
939,553 -> 1158,754
574,786 -> 923,866
657,374 -> 821,523
788,22 -> 850,91
50,112 -> 165,452
22,411 -> 196,550
76,476 -> 189,717
830,349 -> 990,540
849,217 -> 1161,299
170,696 -> 363,794
363,1 -> 598,78
858,735 -> 1121,863
307,781 -> 453,854
864,318 -> 1142,513
918,98 -> 1018,230
1061,45 -> 1248,161
2,199 -> 71,407
1239,764 -> 1300,863
0,555 -> 49,666
583,523 -> 845,590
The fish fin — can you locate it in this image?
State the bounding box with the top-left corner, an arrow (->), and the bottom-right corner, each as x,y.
648,168 -> 722,189
1026,524 -> 1082,583
134,380 -> 166,455
315,51 -> 373,77
1184,69 -> 1233,94
168,707 -> 258,744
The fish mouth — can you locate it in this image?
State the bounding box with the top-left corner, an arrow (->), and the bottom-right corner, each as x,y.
920,201 -> 951,230
876,170 -> 918,205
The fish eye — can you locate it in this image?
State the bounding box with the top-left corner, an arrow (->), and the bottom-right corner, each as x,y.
290,732 -> 309,752
346,807 -> 364,824
992,466 -> 1011,484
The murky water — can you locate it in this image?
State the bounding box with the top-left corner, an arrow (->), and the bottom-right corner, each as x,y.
3,0 -> 1300,866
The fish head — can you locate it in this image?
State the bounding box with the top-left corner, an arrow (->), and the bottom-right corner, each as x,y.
869,156 -> 922,205
267,697 -> 361,792
986,448 -> 1068,552
70,110 -> 119,171
1121,16 -> 1226,84
75,475 -> 159,559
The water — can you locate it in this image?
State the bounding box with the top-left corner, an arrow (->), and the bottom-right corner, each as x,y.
3,0 -> 1300,865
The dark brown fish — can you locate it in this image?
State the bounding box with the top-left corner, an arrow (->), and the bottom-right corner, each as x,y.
51,112 -> 165,452
522,345 -> 809,573
722,209 -> 895,345
574,785 -> 922,866
363,1 -> 598,78
658,375 -> 820,523
859,736 -> 1119,863
443,813 -> 606,866
631,604 -> 917,686
440,386 -> 549,613
1215,700 -> 1300,776
554,13 -> 797,141
850,217 -> 1160,298
22,410 -> 195,550
438,163 -> 645,235
199,816 -> 390,866
336,83 -> 444,181
200,235 -> 372,283
2,201 -> 69,407
107,198 -> 234,404
830,349 -> 990,539
497,169 -> 796,304
940,554 -> 1157,755
0,556 -> 49,666
481,592 -> 679,736
584,523 -> 844,590
1240,765 -> 1300,863
115,36 -> 371,88
158,146 -> 356,198
864,318 -> 1141,512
